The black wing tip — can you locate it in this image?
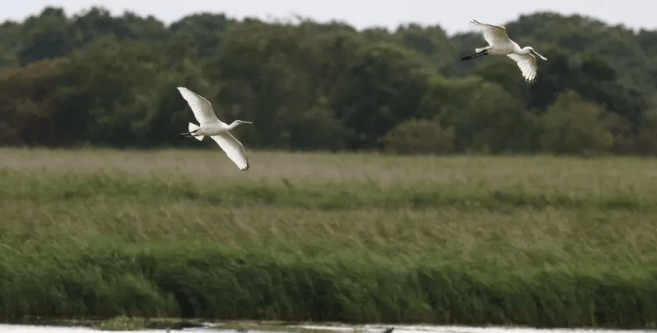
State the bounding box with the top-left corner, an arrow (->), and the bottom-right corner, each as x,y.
240,163 -> 250,171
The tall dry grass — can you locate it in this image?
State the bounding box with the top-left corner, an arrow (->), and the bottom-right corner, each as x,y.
1,147 -> 656,327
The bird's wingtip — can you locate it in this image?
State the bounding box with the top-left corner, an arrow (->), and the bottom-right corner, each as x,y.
177,86 -> 192,94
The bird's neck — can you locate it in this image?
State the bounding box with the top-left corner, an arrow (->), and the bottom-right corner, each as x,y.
226,121 -> 240,130
518,46 -> 532,54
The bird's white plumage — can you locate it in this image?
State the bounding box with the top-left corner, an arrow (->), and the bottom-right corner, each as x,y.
471,20 -> 510,48
467,19 -> 547,83
188,122 -> 203,141
211,133 -> 250,171
507,53 -> 537,83
177,86 -> 251,171
177,87 -> 222,126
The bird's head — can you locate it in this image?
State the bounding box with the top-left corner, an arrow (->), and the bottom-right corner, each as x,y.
230,120 -> 253,128
527,47 -> 548,61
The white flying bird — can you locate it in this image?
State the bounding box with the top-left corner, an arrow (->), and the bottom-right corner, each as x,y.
461,19 -> 548,83
176,86 -> 252,171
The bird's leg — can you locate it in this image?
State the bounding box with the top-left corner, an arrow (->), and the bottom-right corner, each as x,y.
175,132 -> 192,140
461,50 -> 488,61
175,129 -> 199,140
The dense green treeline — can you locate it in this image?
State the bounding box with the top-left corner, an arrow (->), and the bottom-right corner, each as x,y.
1,7 -> 657,154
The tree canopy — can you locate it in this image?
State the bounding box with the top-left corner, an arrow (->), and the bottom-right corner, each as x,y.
1,7 -> 656,154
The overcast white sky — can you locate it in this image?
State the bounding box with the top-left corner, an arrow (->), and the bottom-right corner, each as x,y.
0,0 -> 654,35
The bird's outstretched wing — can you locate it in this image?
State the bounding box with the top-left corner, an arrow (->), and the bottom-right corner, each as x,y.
211,133 -> 250,171
177,87 -> 222,126
471,19 -> 511,46
507,53 -> 537,83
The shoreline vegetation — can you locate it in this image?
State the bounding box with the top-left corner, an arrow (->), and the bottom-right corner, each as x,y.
1,148 -> 657,329
9,317 -> 347,332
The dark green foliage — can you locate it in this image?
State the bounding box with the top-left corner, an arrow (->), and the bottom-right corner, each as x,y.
383,119 -> 454,154
539,91 -> 613,155
0,59 -> 68,145
18,8 -> 74,65
331,43 -> 432,148
2,7 -> 657,153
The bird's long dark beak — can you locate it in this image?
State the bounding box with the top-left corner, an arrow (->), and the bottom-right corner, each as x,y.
461,51 -> 488,61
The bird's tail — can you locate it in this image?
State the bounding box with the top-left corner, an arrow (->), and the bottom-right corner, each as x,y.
188,123 -> 203,141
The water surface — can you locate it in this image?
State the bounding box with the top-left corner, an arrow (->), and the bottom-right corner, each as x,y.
1,324 -> 655,333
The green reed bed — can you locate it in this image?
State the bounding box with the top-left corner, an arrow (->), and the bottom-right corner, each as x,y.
0,148 -> 656,328
2,243 -> 657,328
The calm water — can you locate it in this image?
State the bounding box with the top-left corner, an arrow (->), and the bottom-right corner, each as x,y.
0,324 -> 655,333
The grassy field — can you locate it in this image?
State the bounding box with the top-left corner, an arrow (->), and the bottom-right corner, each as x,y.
1,147 -> 657,328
